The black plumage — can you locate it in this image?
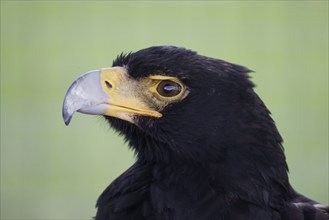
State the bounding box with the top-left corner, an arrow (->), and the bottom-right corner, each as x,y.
64,46 -> 328,220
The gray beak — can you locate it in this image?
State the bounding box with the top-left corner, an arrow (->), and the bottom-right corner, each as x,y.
62,70 -> 109,125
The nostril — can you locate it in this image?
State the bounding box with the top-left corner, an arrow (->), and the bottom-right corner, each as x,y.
105,81 -> 112,89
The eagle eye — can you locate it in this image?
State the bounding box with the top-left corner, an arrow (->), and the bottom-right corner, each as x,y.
147,75 -> 188,102
156,80 -> 182,97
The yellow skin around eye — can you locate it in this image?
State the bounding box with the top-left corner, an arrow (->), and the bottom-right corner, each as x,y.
147,75 -> 189,103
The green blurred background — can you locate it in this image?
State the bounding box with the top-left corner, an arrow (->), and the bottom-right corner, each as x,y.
1,1 -> 328,219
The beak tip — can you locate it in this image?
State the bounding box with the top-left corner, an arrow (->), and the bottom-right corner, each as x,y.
64,118 -> 71,126
62,107 -> 73,126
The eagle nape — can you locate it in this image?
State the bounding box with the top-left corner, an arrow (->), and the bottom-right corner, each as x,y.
62,46 -> 328,220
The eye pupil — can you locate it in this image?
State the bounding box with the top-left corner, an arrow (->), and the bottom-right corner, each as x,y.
163,84 -> 176,93
157,80 -> 182,97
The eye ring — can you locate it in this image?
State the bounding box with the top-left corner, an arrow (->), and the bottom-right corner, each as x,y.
156,80 -> 182,97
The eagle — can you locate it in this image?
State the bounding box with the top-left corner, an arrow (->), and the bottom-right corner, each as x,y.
62,46 -> 328,220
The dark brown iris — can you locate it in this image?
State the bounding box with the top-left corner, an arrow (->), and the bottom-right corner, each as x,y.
156,80 -> 182,97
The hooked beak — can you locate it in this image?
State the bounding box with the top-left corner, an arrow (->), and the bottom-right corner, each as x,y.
62,67 -> 162,125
